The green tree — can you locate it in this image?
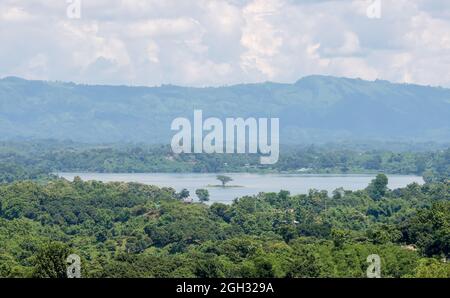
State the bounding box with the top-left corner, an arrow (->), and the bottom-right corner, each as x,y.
286,245 -> 324,277
403,202 -> 450,257
32,242 -> 71,278
195,189 -> 210,203
331,229 -> 349,249
217,175 -> 233,187
253,256 -> 275,278
177,188 -> 190,200
413,259 -> 450,278
366,174 -> 389,200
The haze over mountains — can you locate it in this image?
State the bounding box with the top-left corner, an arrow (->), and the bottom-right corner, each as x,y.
0,75 -> 449,144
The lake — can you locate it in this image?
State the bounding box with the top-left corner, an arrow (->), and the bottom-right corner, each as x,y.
57,173 -> 424,204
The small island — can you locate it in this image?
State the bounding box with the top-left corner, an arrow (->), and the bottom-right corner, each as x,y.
207,175 -> 243,188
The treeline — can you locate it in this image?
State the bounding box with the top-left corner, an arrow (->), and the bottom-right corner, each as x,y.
1,141 -> 449,181
0,175 -> 448,278
0,162 -> 53,184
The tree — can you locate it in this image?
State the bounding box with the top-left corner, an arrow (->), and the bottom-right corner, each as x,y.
366,173 -> 388,200
413,258 -> 450,278
365,155 -> 382,170
177,188 -> 190,200
403,202 -> 450,257
332,187 -> 345,200
286,246 -> 323,278
195,189 -> 210,203
193,254 -> 223,278
217,175 -> 233,187
253,256 -> 275,278
331,229 -> 349,249
32,242 -> 71,278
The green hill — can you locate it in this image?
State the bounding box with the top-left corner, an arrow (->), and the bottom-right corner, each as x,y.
1,75 -> 449,143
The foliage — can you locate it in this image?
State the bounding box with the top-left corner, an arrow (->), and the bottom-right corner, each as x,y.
1,141 -> 450,182
216,175 -> 233,187
0,175 -> 448,278
1,76 -> 450,143
195,189 -> 210,203
366,174 -> 388,200
32,242 -> 71,278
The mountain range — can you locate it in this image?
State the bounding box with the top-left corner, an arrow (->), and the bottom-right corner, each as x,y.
1,75 -> 449,144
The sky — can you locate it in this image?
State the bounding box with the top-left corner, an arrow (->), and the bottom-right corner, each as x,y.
1,0 -> 450,87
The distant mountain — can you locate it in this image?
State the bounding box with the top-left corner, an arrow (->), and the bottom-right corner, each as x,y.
1,75 -> 450,144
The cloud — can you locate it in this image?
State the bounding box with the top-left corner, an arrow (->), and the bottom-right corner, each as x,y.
0,0 -> 449,87
0,6 -> 31,21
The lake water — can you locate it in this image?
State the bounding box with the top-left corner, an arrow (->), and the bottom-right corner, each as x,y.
57,173 -> 424,204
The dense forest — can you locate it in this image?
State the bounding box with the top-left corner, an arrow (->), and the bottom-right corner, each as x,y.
1,141 -> 449,182
2,76 -> 450,143
0,140 -> 449,278
0,176 -> 448,277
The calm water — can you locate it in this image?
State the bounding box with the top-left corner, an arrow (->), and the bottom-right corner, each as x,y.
57,173 -> 424,204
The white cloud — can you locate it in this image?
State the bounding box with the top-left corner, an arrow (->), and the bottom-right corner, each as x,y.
146,41 -> 159,63
0,6 -> 31,21
240,0 -> 284,78
0,0 -> 449,87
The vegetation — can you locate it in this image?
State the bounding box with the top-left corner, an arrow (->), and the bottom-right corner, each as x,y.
195,189 -> 210,203
1,141 -> 449,182
1,76 -> 450,143
0,140 -> 449,278
0,174 -> 448,278
217,175 -> 233,187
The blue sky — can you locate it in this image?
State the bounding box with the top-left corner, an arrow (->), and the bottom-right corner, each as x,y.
1,0 -> 450,87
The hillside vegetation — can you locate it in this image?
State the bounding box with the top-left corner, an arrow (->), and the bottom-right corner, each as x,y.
0,177 -> 449,278
1,76 -> 450,143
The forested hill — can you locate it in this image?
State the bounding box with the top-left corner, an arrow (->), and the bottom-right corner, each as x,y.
1,75 -> 450,143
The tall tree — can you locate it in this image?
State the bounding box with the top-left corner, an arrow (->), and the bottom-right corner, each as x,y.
195,189 -> 210,203
366,173 -> 388,200
177,188 -> 190,200
216,175 -> 233,187
32,242 -> 71,278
